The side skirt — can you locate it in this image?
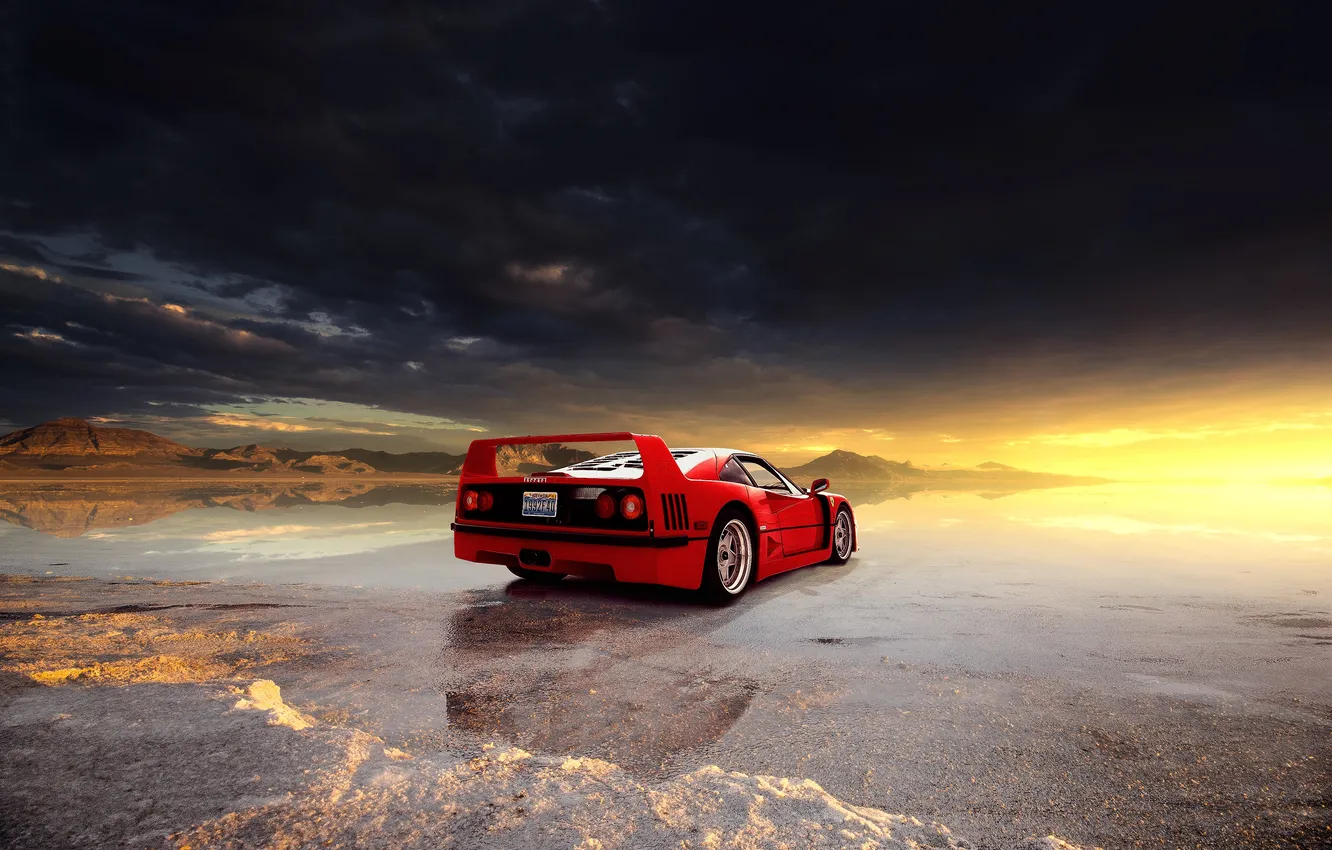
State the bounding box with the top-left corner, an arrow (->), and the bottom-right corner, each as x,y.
755,547 -> 834,580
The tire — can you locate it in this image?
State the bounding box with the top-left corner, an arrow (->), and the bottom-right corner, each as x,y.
827,505 -> 855,565
506,564 -> 567,584
699,508 -> 756,604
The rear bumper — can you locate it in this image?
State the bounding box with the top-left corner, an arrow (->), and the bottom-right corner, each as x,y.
451,522 -> 707,589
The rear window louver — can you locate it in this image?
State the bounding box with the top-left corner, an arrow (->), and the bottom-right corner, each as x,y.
660,493 -> 690,532
564,449 -> 701,472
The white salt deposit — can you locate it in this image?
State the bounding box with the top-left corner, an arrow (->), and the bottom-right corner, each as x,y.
230,679 -> 315,730
177,685 -> 1090,850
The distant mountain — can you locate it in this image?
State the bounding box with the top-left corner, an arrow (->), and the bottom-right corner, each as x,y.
976,461 -> 1017,471
201,445 -> 378,475
208,444 -> 283,465
0,417 -> 201,458
327,448 -> 463,475
783,449 -> 927,483
287,454 -> 377,475
0,419 -> 593,477
782,448 -> 1110,491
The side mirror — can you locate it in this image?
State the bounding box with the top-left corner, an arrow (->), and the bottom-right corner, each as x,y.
809,478 -> 829,494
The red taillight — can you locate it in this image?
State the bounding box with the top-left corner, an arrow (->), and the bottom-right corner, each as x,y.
462,489 -> 492,512
619,493 -> 643,520
595,492 -> 616,519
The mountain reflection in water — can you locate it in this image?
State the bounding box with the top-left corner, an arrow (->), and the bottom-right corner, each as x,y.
1,480 -> 1327,596
0,481 -> 456,538
1,478 -> 1072,540
0,481 -> 468,588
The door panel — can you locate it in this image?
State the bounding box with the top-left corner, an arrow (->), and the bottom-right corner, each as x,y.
736,457 -> 824,556
774,492 -> 822,554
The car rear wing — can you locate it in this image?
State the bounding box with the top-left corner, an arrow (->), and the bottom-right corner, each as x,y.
459,432 -> 690,490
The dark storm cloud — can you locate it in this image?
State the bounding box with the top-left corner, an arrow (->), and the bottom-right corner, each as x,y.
54,264 -> 148,281
0,235 -> 47,263
2,0 -> 1331,438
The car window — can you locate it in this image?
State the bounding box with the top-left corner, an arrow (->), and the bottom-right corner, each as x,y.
719,457 -> 752,485
738,458 -> 793,492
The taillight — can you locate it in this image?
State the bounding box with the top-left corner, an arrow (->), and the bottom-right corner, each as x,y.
619,493 -> 643,520
462,489 -> 493,512
594,492 -> 616,520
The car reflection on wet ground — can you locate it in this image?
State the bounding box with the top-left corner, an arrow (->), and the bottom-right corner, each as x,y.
450,539 -> 875,752
429,560 -> 1331,849
438,574 -> 822,775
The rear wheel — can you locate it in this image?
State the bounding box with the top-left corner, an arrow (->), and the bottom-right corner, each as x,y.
506,565 -> 567,584
827,505 -> 855,564
700,509 -> 755,604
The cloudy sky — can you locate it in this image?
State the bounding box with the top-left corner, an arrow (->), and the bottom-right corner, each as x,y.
2,2 -> 1330,479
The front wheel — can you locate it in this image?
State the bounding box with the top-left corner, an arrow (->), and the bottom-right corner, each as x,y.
506,565 -> 567,584
700,510 -> 755,604
827,506 -> 855,565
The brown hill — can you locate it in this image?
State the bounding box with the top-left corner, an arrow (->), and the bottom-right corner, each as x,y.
207,444 -> 283,465
286,454 -> 376,475
0,418 -> 201,458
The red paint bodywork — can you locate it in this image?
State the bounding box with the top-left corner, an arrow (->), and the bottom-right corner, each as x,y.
451,433 -> 857,590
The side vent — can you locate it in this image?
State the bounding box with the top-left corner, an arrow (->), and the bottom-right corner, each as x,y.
659,493 -> 690,531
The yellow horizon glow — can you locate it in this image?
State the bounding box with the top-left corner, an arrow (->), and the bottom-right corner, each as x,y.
743,410 -> 1332,483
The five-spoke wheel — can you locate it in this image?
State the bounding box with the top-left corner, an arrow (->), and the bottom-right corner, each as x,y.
701,509 -> 755,603
827,505 -> 854,564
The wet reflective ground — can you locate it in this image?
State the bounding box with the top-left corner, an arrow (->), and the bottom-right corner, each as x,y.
2,482 -> 1330,847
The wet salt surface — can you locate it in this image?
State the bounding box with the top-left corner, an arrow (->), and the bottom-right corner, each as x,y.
2,482 -> 1331,847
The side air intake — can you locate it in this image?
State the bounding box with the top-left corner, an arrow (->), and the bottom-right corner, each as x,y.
659,493 -> 690,531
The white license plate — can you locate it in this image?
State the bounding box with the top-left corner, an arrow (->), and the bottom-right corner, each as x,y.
521,491 -> 559,518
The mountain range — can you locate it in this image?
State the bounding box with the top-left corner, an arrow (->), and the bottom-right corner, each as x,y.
781,448 -> 1108,488
0,419 -> 592,477
0,419 -> 1107,488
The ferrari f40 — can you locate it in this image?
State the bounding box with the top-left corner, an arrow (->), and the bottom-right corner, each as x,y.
451,433 -> 857,602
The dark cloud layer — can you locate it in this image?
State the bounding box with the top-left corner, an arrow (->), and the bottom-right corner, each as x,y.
2,1 -> 1331,446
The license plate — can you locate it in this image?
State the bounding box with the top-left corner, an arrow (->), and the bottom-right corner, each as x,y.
521,491 -> 559,518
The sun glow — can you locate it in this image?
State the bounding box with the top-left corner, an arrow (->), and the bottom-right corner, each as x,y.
748,407 -> 1332,483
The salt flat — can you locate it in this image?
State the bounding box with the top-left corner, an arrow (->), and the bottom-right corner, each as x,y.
1,483 -> 1329,848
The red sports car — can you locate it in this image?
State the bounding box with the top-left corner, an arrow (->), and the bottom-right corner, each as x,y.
451,433 -> 857,602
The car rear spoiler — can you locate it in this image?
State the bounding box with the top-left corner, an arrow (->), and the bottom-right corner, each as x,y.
460,432 -> 689,489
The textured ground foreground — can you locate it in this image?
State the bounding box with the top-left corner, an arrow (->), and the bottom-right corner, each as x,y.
0,582 -> 1088,849
4,573 -> 1328,848
5,675 -> 1079,850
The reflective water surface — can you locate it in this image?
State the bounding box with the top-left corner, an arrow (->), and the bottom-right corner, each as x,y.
5,480 -> 1327,850
848,482 -> 1332,600
0,481 -> 471,589
0,481 -> 1328,601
